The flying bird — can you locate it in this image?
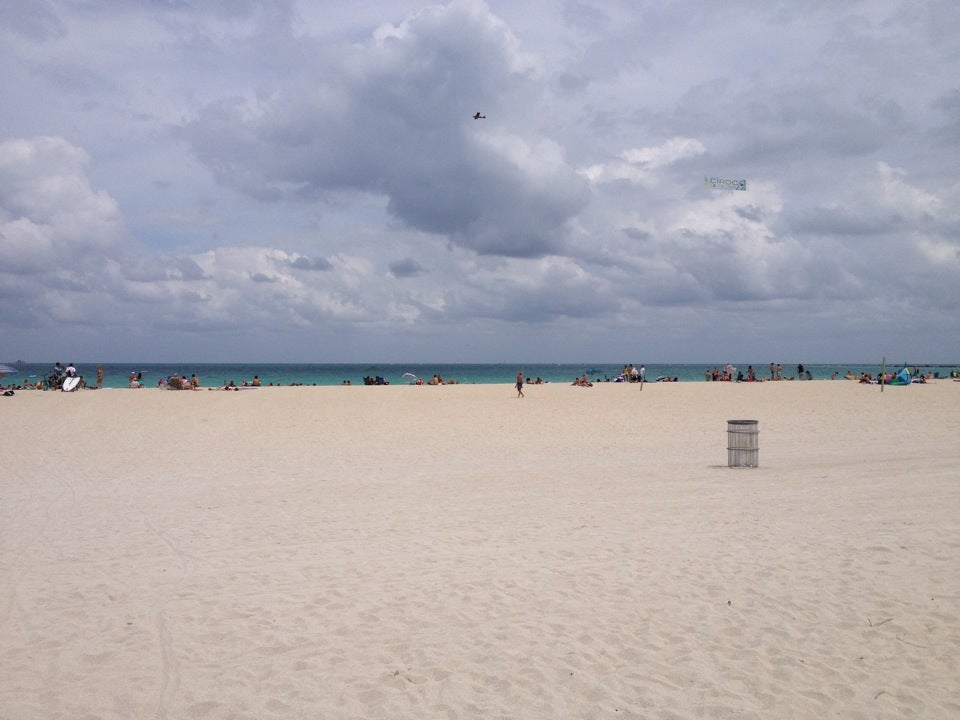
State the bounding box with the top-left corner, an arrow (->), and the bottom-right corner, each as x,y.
473,112 -> 486,119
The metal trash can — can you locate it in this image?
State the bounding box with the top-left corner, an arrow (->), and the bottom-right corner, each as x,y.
727,420 -> 759,467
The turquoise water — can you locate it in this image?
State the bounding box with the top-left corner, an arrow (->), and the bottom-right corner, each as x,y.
6,362 -> 958,389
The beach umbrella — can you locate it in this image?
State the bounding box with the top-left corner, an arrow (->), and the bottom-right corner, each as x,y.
0,363 -> 17,377
402,372 -> 419,382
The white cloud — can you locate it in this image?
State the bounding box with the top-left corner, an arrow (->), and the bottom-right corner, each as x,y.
579,137 -> 706,186
868,162 -> 941,222
622,137 -> 706,169
0,137 -> 126,274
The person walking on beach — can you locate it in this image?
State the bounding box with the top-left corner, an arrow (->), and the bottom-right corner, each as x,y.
96,366 -> 103,389
516,370 -> 524,398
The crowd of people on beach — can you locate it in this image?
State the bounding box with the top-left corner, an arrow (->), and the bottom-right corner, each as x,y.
3,361 -> 955,395
132,371 -> 273,390
569,364 -> 649,385
403,374 -> 462,385
152,372 -> 202,390
2,362 -> 98,392
702,363 -> 815,382
149,372 -> 311,389
5,362 -> 324,391
846,367 -> 936,384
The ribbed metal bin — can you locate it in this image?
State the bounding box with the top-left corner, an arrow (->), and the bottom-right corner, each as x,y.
727,420 -> 759,467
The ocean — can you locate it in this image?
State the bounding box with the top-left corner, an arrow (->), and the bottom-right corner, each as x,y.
6,361 -> 958,389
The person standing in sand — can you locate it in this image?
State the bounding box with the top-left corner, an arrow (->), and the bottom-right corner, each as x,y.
96,366 -> 103,389
516,370 -> 524,398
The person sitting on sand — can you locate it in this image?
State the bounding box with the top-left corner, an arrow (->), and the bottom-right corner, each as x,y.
251,375 -> 260,387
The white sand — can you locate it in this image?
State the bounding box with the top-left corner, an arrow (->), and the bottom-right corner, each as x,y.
1,380 -> 958,719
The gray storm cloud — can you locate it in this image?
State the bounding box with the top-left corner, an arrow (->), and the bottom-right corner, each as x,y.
181,0 -> 590,258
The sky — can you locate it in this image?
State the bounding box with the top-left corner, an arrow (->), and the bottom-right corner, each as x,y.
1,0 -> 958,364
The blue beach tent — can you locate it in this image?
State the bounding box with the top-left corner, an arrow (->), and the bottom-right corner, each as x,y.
888,368 -> 912,385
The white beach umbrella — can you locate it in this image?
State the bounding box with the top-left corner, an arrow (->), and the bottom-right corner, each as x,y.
0,363 -> 18,377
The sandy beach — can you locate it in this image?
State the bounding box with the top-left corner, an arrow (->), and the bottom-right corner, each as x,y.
1,380 -> 958,719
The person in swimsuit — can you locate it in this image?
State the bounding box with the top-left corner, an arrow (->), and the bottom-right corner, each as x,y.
516,370 -> 524,398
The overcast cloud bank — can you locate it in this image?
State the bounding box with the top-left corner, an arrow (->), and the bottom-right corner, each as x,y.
1,1 -> 957,362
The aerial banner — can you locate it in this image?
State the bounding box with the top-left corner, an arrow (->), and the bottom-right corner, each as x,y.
705,176 -> 747,190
